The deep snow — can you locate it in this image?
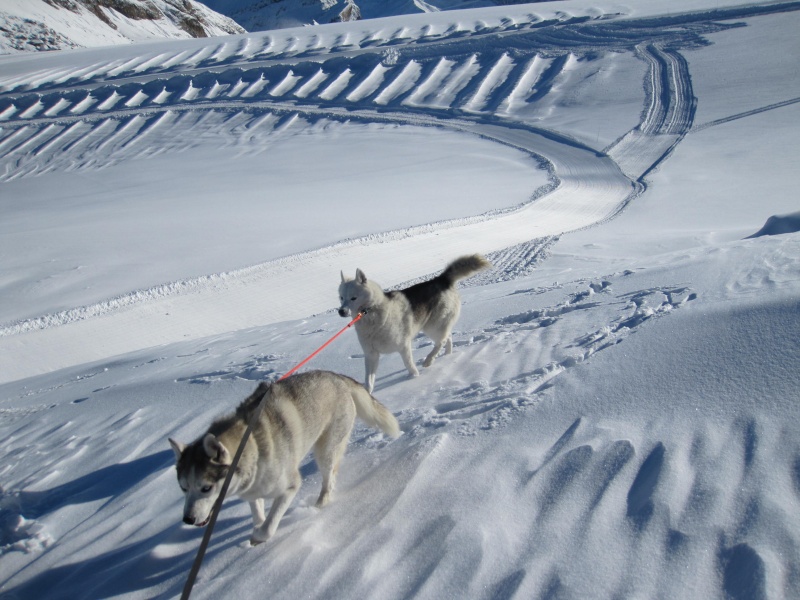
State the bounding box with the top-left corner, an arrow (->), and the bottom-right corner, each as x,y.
1,1 -> 799,599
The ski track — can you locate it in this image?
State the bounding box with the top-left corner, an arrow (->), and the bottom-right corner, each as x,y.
0,4 -> 794,381
606,43 -> 696,180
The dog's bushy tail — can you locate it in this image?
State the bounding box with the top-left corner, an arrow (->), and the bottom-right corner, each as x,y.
441,254 -> 491,285
351,387 -> 401,438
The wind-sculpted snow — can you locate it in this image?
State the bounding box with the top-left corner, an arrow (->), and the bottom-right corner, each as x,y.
4,250 -> 798,599
747,211 -> 800,238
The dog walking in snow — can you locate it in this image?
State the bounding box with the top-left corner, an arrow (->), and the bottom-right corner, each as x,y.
169,370 -> 399,545
338,254 -> 491,393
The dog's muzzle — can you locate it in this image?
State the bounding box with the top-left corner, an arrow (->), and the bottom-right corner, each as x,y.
338,307 -> 349,317
183,515 -> 209,527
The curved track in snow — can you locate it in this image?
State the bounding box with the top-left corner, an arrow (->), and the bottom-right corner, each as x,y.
605,43 -> 696,179
0,3 -> 785,380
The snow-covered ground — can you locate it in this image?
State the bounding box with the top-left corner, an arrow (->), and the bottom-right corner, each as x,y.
1,1 -> 799,598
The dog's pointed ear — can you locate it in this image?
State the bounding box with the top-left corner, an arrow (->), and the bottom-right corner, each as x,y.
203,433 -> 232,465
356,268 -> 367,284
340,270 -> 347,283
169,438 -> 185,462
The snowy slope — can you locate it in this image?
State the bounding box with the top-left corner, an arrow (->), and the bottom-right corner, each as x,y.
1,1 -> 800,599
0,0 -> 245,54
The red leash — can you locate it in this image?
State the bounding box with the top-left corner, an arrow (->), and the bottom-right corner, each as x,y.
279,311 -> 364,380
180,310 -> 364,600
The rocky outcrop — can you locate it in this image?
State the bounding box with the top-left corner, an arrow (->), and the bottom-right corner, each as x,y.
337,0 -> 361,23
2,0 -> 245,53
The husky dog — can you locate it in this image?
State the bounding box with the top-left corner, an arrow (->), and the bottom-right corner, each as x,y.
338,254 -> 491,392
168,370 -> 399,545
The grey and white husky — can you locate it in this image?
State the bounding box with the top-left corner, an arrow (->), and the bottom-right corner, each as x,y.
338,254 -> 491,392
168,370 -> 400,545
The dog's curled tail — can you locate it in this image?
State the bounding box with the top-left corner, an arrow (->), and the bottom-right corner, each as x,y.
441,254 -> 491,285
351,388 -> 401,438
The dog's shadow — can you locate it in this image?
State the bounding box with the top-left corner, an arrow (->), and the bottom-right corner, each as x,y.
2,449 -> 261,598
374,368 -> 416,392
2,516 -> 250,599
8,450 -> 174,519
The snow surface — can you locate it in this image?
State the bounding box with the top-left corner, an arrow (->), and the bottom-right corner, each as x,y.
1,1 -> 799,599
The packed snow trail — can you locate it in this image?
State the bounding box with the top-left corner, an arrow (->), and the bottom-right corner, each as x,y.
0,110 -> 635,382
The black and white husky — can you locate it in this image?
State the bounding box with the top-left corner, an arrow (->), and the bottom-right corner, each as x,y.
169,371 -> 399,545
338,254 -> 491,392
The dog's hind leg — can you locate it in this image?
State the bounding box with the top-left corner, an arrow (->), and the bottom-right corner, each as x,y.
250,471 -> 301,545
314,426 -> 352,508
423,340 -> 443,368
423,327 -> 453,367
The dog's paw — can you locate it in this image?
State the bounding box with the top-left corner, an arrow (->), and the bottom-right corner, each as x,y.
316,490 -> 331,508
422,357 -> 434,368
250,527 -> 271,546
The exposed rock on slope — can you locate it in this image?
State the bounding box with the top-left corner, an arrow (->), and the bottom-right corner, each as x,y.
0,0 -> 245,53
337,0 -> 362,23
200,0 -> 539,33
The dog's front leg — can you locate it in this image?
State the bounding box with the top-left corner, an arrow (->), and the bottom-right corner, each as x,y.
400,343 -> 420,378
364,350 -> 380,393
249,499 -> 266,529
251,484 -> 299,545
